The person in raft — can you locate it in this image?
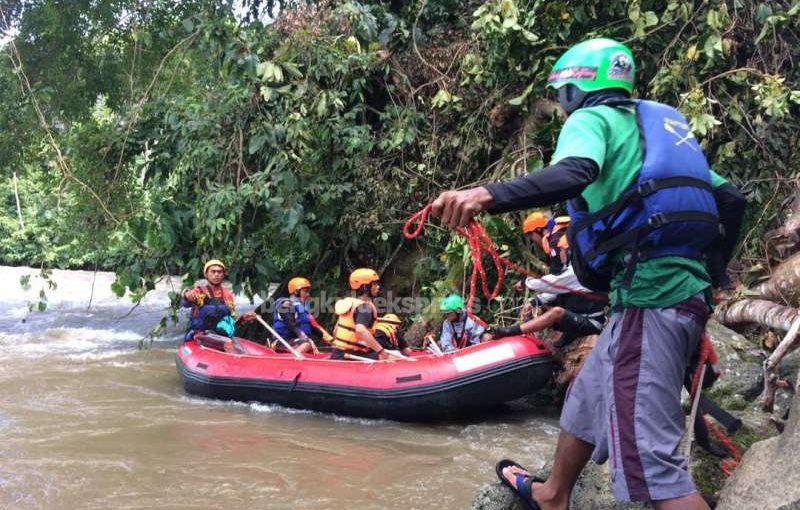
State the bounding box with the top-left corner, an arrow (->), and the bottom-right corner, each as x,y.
430,38 -> 745,509
489,214 -> 607,349
438,294 -> 490,353
182,259 -> 256,341
520,211 -> 571,274
272,276 -> 332,355
330,268 -> 394,360
374,313 -> 413,356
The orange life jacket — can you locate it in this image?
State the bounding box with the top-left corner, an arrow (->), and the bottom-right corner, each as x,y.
332,297 -> 377,353
374,316 -> 401,348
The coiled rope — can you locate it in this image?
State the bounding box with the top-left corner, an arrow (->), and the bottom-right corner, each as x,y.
404,204 -> 606,328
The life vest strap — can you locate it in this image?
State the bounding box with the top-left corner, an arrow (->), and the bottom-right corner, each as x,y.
587,211 -> 719,259
573,176 -> 714,232
332,337 -> 370,351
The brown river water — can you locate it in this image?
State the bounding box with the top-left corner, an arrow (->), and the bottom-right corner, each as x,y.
0,266 -> 560,510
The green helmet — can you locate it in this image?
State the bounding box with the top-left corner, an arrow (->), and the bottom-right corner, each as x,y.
547,38 -> 635,94
441,294 -> 464,313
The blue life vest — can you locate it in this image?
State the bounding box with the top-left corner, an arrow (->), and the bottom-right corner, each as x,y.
273,296 -> 312,339
186,286 -> 233,340
567,99 -> 720,292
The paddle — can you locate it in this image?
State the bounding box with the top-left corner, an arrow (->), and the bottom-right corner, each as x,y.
344,351 -> 415,362
384,349 -> 417,361
684,363 -> 706,463
424,333 -> 444,356
254,315 -> 304,360
344,353 -> 378,363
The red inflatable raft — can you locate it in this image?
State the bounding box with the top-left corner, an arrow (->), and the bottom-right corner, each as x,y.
176,333 -> 554,421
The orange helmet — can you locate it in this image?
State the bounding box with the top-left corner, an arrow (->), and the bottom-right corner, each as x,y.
522,212 -> 548,234
288,277 -> 311,294
349,268 -> 380,290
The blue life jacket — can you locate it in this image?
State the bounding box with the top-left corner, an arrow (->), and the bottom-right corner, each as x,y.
273,296 -> 312,339
186,286 -> 233,340
567,99 -> 720,292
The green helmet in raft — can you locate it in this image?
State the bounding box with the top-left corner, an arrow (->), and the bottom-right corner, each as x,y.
547,38 -> 635,113
440,294 -> 465,313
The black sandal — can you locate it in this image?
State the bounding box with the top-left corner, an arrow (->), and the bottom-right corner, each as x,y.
495,459 -> 545,510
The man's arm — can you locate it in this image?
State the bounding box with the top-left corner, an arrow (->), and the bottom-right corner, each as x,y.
708,182 -> 747,289
468,319 -> 486,344
181,287 -> 203,307
309,314 -> 334,343
484,157 -> 600,214
431,157 -> 599,227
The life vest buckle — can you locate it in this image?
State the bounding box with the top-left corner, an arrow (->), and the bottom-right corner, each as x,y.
647,212 -> 668,228
638,179 -> 657,197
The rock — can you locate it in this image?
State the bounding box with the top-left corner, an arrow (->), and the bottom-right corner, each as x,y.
706,320 -> 764,404
403,315 -> 443,348
469,463 -> 647,510
470,483 -> 523,510
716,375 -> 800,510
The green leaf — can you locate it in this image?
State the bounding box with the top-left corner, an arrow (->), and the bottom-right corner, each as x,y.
643,11 -> 658,27
249,134 -> 268,154
431,89 -> 453,108
508,82 -> 534,106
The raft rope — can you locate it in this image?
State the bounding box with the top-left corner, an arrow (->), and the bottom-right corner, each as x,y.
691,332 -> 743,477
403,204 -> 607,329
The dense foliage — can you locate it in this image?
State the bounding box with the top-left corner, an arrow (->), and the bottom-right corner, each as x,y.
1,0 -> 798,310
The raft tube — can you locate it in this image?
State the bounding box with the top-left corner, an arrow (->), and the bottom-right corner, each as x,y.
176,334 -> 554,421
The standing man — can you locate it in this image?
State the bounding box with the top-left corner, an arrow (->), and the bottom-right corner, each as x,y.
182,259 -> 256,340
431,38 -> 743,510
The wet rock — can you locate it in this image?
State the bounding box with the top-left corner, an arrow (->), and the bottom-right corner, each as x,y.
716,376 -> 800,510
469,463 -> 647,510
404,315 -> 443,348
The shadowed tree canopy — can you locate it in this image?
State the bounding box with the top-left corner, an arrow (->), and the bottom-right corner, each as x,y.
0,0 -> 797,313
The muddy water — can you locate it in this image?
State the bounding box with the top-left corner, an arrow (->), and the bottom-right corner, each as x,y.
0,266 -> 560,510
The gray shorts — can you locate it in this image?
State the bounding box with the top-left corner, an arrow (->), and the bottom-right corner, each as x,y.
559,295 -> 708,502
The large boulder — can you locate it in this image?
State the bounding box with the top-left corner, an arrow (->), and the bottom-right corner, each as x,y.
705,319 -> 764,405
469,463 -> 647,510
716,377 -> 800,510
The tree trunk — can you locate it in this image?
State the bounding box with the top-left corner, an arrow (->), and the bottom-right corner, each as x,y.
715,298 -> 799,332
765,187 -> 800,260
755,251 -> 800,306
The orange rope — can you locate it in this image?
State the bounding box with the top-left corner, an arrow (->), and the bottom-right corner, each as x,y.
403,204 -> 607,328
691,332 -> 742,476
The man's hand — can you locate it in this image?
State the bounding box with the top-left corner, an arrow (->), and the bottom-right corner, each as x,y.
430,187 -> 494,228
486,325 -> 522,339
240,311 -> 257,322
183,288 -> 204,305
